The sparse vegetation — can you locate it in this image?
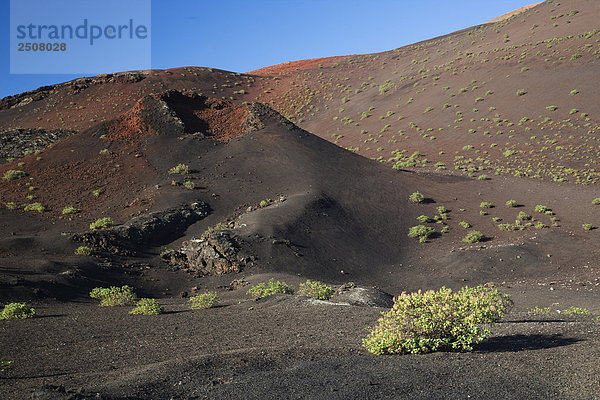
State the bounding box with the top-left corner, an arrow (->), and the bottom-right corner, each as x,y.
562,306 -> 591,315
189,292 -> 220,309
505,200 -> 517,207
298,280 -> 335,300
535,205 -> 549,213
409,191 -> 425,204
362,286 -> 511,355
62,206 -> 80,215
90,217 -> 114,230
0,302 -> 36,320
480,202 -> 493,209
129,298 -> 164,315
90,285 -> 137,306
462,230 -> 484,243
408,225 -> 435,243
416,215 -> 432,223
169,163 -> 190,175
75,246 -> 92,256
247,278 -> 294,299
23,203 -> 45,212
518,212 -> 532,221
582,223 -> 593,231
2,170 -> 27,180
592,198 -> 600,205
459,221 -> 471,229
183,181 -> 195,190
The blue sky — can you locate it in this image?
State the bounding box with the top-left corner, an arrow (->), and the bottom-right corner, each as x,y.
0,0 -> 536,98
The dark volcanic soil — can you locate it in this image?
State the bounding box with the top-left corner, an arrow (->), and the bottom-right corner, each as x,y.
2,1 -> 600,398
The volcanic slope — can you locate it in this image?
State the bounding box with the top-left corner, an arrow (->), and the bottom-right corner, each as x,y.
3,1 -> 600,187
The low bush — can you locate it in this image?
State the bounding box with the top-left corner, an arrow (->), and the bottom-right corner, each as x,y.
518,211 -> 531,221
480,202 -> 493,209
363,285 -> 511,355
534,205 -> 549,213
74,246 -> 92,256
592,198 -> 600,205
169,163 -> 189,175
129,298 -> 163,315
505,200 -> 517,207
90,217 -> 114,230
62,206 -> 80,215
0,360 -> 13,373
582,223 -> 593,231
24,203 -> 45,212
189,292 -> 219,309
1,302 -> 36,320
90,285 -> 137,306
298,280 -> 334,300
459,221 -> 471,229
247,278 -> 294,299
408,225 -> 434,243
2,170 -> 27,180
408,191 -> 425,204
416,215 -> 431,223
462,230 -> 484,243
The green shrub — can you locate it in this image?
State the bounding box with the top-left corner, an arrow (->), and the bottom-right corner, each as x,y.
62,206 -> 80,215
90,217 -> 114,230
480,202 -> 493,209
518,211 -> 531,221
505,200 -> 517,207
2,170 -> 27,180
592,198 -> 600,205
183,181 -> 195,190
247,278 -> 294,299
0,302 -> 36,320
535,222 -> 547,229
24,203 -> 45,212
362,285 -> 511,355
582,223 -> 593,231
169,163 -> 189,174
408,191 -> 425,204
5,202 -> 17,210
436,206 -> 447,214
562,306 -> 591,315
259,198 -> 272,207
75,246 -> 92,256
189,292 -> 219,309
0,361 -> 13,373
129,298 -> 163,315
462,230 -> 484,243
534,205 -> 549,213
408,225 -> 435,243
459,221 -> 471,229
416,215 -> 431,223
90,285 -> 137,306
298,280 -> 334,300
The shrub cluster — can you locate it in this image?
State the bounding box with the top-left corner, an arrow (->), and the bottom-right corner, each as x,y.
169,163 -> 190,175
2,170 -> 27,180
363,286 -> 511,355
129,298 -> 163,315
90,217 -> 114,230
189,292 -> 219,309
90,285 -> 137,306
247,278 -> 294,299
408,225 -> 434,243
298,280 -> 334,300
462,230 -> 484,243
0,302 -> 36,320
408,191 -> 425,204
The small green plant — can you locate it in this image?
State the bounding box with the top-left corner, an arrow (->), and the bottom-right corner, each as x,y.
416,215 -> 432,223
459,221 -> 471,229
247,278 -> 294,299
23,203 -> 45,212
477,174 -> 487,180
528,306 -> 551,314
169,163 -> 190,175
498,223 -> 515,231
189,292 -> 220,309
129,298 -> 163,315
562,306 -> 591,315
4,202 -> 17,210
582,223 -> 593,231
462,230 -> 484,243
408,191 -> 425,204
183,181 -> 195,190
90,285 -> 137,306
92,189 -> 103,197
362,285 -> 511,355
480,202 -> 493,209
75,246 -> 92,256
408,225 -> 435,243
0,361 -> 13,373
2,170 -> 27,180
592,198 -> 600,205
534,205 -> 549,213
298,280 -> 334,300
535,222 -> 547,229
505,200 -> 517,207
90,217 -> 114,230
62,206 -> 80,215
518,211 -> 531,221
203,222 -> 229,235
0,302 -> 36,320
259,198 -> 272,207
436,206 -> 447,214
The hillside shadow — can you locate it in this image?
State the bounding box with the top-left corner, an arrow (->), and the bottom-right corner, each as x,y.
475,334 -> 581,353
